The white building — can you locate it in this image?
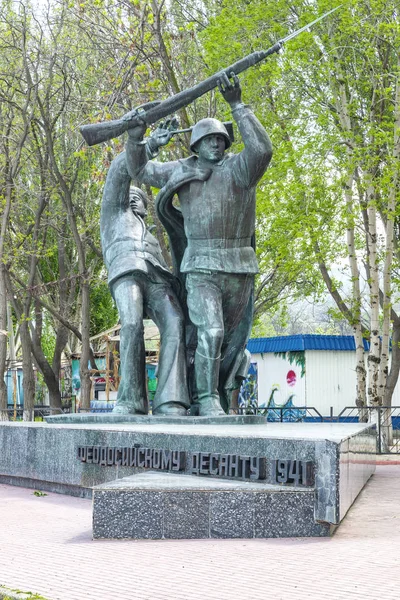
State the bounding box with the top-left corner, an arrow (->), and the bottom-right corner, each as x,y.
246,334 -> 400,417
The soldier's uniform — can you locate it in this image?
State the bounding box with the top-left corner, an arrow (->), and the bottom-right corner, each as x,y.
126,104 -> 272,413
100,152 -> 189,414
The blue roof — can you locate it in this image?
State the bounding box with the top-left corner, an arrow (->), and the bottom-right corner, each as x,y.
247,334 -> 370,353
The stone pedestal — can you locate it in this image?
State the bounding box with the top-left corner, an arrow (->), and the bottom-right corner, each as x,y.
0,419 -> 376,539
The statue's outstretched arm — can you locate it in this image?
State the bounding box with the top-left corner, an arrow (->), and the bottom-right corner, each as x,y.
126,124 -> 178,190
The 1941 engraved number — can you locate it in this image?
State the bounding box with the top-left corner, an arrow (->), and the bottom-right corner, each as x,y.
271,460 -> 314,487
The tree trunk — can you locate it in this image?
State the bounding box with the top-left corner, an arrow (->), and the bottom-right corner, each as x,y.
20,320 -> 35,421
366,187 -> 381,406
0,266 -> 8,421
40,111 -> 93,409
79,276 -> 92,410
51,236 -> 70,400
30,327 -> 63,411
344,169 -> 367,416
0,182 -> 14,422
380,60 -> 400,449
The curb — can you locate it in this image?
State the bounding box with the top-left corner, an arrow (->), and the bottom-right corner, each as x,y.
376,455 -> 400,464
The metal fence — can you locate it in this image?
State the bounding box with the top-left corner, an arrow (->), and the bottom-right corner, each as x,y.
337,406 -> 400,454
236,406 -> 325,422
235,405 -> 400,454
6,404 -> 72,421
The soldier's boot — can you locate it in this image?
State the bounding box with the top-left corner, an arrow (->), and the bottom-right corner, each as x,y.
193,351 -> 225,417
112,384 -> 148,415
153,402 -> 187,416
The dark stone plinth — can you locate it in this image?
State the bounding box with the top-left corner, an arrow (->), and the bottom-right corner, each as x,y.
92,472 -> 333,539
94,489 -> 164,539
45,414 -> 266,425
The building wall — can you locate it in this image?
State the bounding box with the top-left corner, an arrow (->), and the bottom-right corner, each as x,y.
306,351 -> 400,413
251,349 -> 400,416
305,351 -> 357,415
5,369 -> 23,406
392,373 -> 400,405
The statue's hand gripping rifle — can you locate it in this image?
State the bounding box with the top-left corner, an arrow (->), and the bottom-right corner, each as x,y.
80,6 -> 340,147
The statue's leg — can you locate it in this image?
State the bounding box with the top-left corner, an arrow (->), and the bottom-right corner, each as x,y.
112,275 -> 148,415
218,275 -> 254,412
186,273 -> 225,417
145,279 -> 190,416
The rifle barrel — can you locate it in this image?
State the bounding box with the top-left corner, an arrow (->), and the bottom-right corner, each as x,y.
79,6 -> 341,146
139,6 -> 341,127
141,44 -> 281,127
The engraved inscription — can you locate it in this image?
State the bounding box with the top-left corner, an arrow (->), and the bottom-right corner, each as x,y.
271,459 -> 314,487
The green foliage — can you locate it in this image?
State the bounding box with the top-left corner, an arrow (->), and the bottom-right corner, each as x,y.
251,312 -> 279,338
0,586 -> 49,599
39,316 -> 57,365
89,280 -> 118,337
200,0 -> 400,334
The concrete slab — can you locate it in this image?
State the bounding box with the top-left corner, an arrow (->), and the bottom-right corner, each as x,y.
3,419 -> 376,441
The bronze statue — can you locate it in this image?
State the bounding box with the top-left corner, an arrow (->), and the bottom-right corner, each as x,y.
126,74 -> 272,416
84,9 -> 341,419
100,152 -> 190,415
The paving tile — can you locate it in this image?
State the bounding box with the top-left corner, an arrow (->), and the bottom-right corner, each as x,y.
0,466 -> 400,599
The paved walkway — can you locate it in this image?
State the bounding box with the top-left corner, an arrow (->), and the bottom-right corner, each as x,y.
0,465 -> 400,600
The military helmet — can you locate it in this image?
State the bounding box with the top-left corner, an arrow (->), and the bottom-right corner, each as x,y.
190,118 -> 231,152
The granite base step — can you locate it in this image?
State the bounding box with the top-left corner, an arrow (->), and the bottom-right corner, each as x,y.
92,471 -> 334,539
46,414 -> 266,425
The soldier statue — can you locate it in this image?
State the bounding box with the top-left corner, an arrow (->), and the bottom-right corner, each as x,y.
100,151 -> 190,416
125,73 -> 272,417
